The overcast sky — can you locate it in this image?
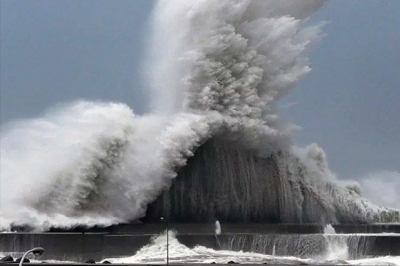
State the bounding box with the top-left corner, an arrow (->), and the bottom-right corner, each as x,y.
1,0 -> 399,181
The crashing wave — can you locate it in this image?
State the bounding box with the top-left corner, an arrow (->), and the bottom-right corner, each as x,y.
0,0 -> 399,230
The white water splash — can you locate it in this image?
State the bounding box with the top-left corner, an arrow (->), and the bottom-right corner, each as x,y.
0,0 -> 399,230
215,221 -> 221,235
0,102 -> 216,229
359,171 -> 400,210
104,231 -> 313,265
323,224 -> 349,261
103,231 -> 400,265
348,256 -> 400,266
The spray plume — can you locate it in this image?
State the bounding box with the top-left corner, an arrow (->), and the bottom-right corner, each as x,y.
1,0 -> 398,230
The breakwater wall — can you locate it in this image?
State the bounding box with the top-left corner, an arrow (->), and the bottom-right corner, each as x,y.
1,224 -> 400,262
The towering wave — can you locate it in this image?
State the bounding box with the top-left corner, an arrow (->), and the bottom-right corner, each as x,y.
0,0 -> 399,231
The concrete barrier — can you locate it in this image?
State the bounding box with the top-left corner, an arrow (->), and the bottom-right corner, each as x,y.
333,224 -> 400,234
102,235 -> 151,258
1,224 -> 400,261
0,233 -> 105,262
44,223 -> 400,235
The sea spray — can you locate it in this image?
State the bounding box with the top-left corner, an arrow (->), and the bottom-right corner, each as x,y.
359,171 -> 400,210
0,102 -> 216,229
215,221 -> 221,235
1,0 -> 399,230
215,220 -> 222,249
323,224 -> 349,261
103,232 -> 400,265
322,224 -> 378,260
105,231 -> 313,265
145,139 -> 400,223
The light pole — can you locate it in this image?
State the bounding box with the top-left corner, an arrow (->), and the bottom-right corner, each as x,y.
160,217 -> 169,266
18,247 -> 45,266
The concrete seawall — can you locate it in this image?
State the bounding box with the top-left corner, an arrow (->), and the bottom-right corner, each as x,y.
1,224 -> 400,262
45,223 -> 400,234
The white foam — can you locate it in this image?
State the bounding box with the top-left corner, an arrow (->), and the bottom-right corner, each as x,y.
348,256 -> 400,266
104,231 -> 313,264
323,224 -> 349,261
0,0 -> 326,230
103,231 -> 400,265
1,0 -> 399,230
